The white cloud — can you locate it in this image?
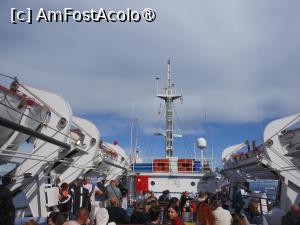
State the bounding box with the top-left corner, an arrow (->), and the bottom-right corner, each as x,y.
0,0 -> 300,136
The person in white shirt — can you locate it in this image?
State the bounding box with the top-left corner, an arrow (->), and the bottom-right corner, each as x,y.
212,199 -> 232,225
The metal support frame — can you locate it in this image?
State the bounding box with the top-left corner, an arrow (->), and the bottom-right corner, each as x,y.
0,116 -> 70,150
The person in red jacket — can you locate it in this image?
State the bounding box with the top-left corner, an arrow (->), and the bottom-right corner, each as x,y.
168,204 -> 185,225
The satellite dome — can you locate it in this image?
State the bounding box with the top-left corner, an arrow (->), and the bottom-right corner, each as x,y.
197,138 -> 206,149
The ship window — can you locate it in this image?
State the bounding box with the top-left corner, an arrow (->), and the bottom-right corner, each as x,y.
158,163 -> 164,169
151,181 -> 155,186
191,181 -> 195,186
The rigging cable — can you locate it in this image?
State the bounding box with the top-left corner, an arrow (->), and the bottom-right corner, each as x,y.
0,73 -> 16,80
172,102 -> 194,158
144,103 -> 165,161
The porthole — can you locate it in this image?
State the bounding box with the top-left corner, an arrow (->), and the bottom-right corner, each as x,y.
151,181 -> 155,186
90,138 -> 96,146
191,181 -> 195,186
266,139 -> 273,148
57,118 -> 67,130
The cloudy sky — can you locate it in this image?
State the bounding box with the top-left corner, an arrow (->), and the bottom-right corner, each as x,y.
1,0 -> 300,167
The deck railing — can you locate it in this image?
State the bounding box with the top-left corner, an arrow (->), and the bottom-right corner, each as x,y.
131,157 -> 215,173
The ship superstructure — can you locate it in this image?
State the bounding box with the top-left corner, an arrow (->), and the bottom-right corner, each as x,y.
130,61 -> 218,199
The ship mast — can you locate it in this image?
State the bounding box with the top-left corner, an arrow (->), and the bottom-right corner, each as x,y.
157,60 -> 182,158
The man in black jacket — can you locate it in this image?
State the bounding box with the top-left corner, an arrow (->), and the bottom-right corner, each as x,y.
69,179 -> 90,219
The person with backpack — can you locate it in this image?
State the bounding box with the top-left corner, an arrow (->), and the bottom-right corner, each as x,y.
83,177 -> 103,221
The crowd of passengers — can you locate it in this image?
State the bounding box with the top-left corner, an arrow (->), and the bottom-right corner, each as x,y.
1,177 -> 300,225
132,186 -> 300,225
